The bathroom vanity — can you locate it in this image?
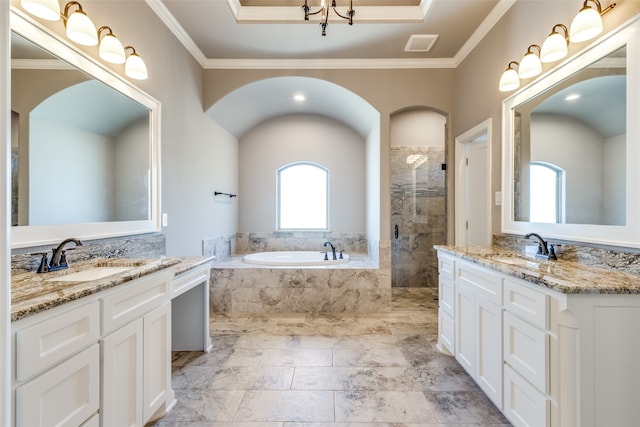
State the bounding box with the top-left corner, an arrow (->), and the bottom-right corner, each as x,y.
10,256 -> 213,427
436,246 -> 640,427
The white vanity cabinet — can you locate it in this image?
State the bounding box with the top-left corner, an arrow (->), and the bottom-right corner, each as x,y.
453,258 -> 503,409
437,248 -> 640,427
100,269 -> 174,426
502,278 -> 553,427
437,255 -> 455,355
11,267 -> 176,427
12,299 -> 101,427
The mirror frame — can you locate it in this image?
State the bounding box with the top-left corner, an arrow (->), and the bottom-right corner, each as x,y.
502,14 -> 640,248
10,8 -> 161,248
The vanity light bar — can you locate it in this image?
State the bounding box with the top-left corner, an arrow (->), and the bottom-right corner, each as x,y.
499,0 -> 616,92
19,0 -> 148,80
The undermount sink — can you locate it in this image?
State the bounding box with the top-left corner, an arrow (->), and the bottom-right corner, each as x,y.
46,266 -> 135,282
491,257 -> 541,269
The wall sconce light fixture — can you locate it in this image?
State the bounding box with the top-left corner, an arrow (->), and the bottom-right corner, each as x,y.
302,0 -> 355,37
498,0 -> 616,92
569,0 -> 616,43
62,1 -> 98,46
98,26 -> 126,64
540,24 -> 569,63
499,61 -> 520,92
124,46 -> 148,80
20,0 -> 60,21
518,45 -> 543,79
19,0 -> 149,80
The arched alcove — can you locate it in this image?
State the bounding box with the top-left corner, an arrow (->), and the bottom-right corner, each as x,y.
390,108 -> 448,287
205,76 -> 383,260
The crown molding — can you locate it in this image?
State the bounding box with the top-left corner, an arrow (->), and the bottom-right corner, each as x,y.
452,0 -> 516,67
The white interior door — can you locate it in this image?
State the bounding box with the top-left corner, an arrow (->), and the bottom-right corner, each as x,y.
456,120 -> 492,246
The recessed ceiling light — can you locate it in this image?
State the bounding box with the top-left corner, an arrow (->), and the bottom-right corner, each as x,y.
293,94 -> 306,102
565,94 -> 580,101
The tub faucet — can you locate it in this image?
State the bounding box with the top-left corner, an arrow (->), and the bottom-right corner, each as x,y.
524,232 -> 556,260
323,241 -> 337,260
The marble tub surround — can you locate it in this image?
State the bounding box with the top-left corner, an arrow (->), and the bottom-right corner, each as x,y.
435,245 -> 640,294
10,232 -> 166,275
211,254 -> 391,314
494,233 -> 640,275
11,256 -> 181,321
236,232 -> 368,256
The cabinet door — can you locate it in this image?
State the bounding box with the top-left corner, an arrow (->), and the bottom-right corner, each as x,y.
101,318 -> 143,427
15,344 -> 99,427
476,296 -> 503,409
143,302 -> 173,423
504,364 -> 549,427
455,283 -> 476,376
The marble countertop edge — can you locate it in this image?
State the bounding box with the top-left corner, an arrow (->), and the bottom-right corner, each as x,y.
434,245 -> 640,295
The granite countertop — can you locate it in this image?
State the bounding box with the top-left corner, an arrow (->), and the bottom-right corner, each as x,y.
174,256 -> 215,276
435,245 -> 640,295
11,256 -> 185,322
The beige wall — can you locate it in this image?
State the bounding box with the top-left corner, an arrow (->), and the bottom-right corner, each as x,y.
453,0 -> 640,236
238,114 -> 366,233
9,0 -> 239,256
203,68 -> 454,242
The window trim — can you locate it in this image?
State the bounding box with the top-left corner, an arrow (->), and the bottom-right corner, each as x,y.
276,161 -> 330,231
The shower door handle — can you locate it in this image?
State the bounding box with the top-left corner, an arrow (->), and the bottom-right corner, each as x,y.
394,224 -> 399,239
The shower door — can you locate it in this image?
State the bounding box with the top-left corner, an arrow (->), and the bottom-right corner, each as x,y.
391,146 -> 446,287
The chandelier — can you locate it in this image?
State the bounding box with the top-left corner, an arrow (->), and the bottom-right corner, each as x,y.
302,0 -> 355,36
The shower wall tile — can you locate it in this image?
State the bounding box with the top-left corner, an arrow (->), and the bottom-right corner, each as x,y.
390,146 -> 446,288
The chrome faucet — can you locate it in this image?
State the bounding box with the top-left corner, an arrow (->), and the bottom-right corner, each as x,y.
524,232 -> 556,260
323,241 -> 337,260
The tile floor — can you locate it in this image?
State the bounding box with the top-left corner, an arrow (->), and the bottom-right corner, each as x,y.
150,288 -> 511,426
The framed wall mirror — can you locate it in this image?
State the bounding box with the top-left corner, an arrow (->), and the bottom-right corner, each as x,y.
502,15 -> 640,248
10,9 -> 161,248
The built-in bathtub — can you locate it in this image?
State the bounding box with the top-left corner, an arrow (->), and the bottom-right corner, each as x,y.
243,251 -> 350,266
210,252 -> 390,314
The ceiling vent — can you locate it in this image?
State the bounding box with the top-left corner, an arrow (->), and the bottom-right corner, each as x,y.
404,34 -> 438,52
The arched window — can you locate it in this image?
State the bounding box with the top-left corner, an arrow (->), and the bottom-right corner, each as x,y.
530,161 -> 565,223
277,162 -> 328,230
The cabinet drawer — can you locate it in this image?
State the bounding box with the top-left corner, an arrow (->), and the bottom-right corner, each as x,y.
16,344 -> 99,427
438,254 -> 455,281
439,275 -> 455,317
504,312 -> 548,393
504,364 -> 549,427
456,261 -> 502,305
504,278 -> 548,329
438,311 -> 455,355
15,300 -> 100,381
102,270 -> 171,335
172,265 -> 210,298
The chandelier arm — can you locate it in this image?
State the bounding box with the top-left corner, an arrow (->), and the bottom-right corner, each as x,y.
332,7 -> 355,23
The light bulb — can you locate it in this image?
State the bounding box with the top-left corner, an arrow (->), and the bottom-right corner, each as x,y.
99,31 -> 125,64
570,5 -> 603,43
541,32 -> 568,63
65,9 -> 98,46
499,63 -> 520,92
125,50 -> 148,80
